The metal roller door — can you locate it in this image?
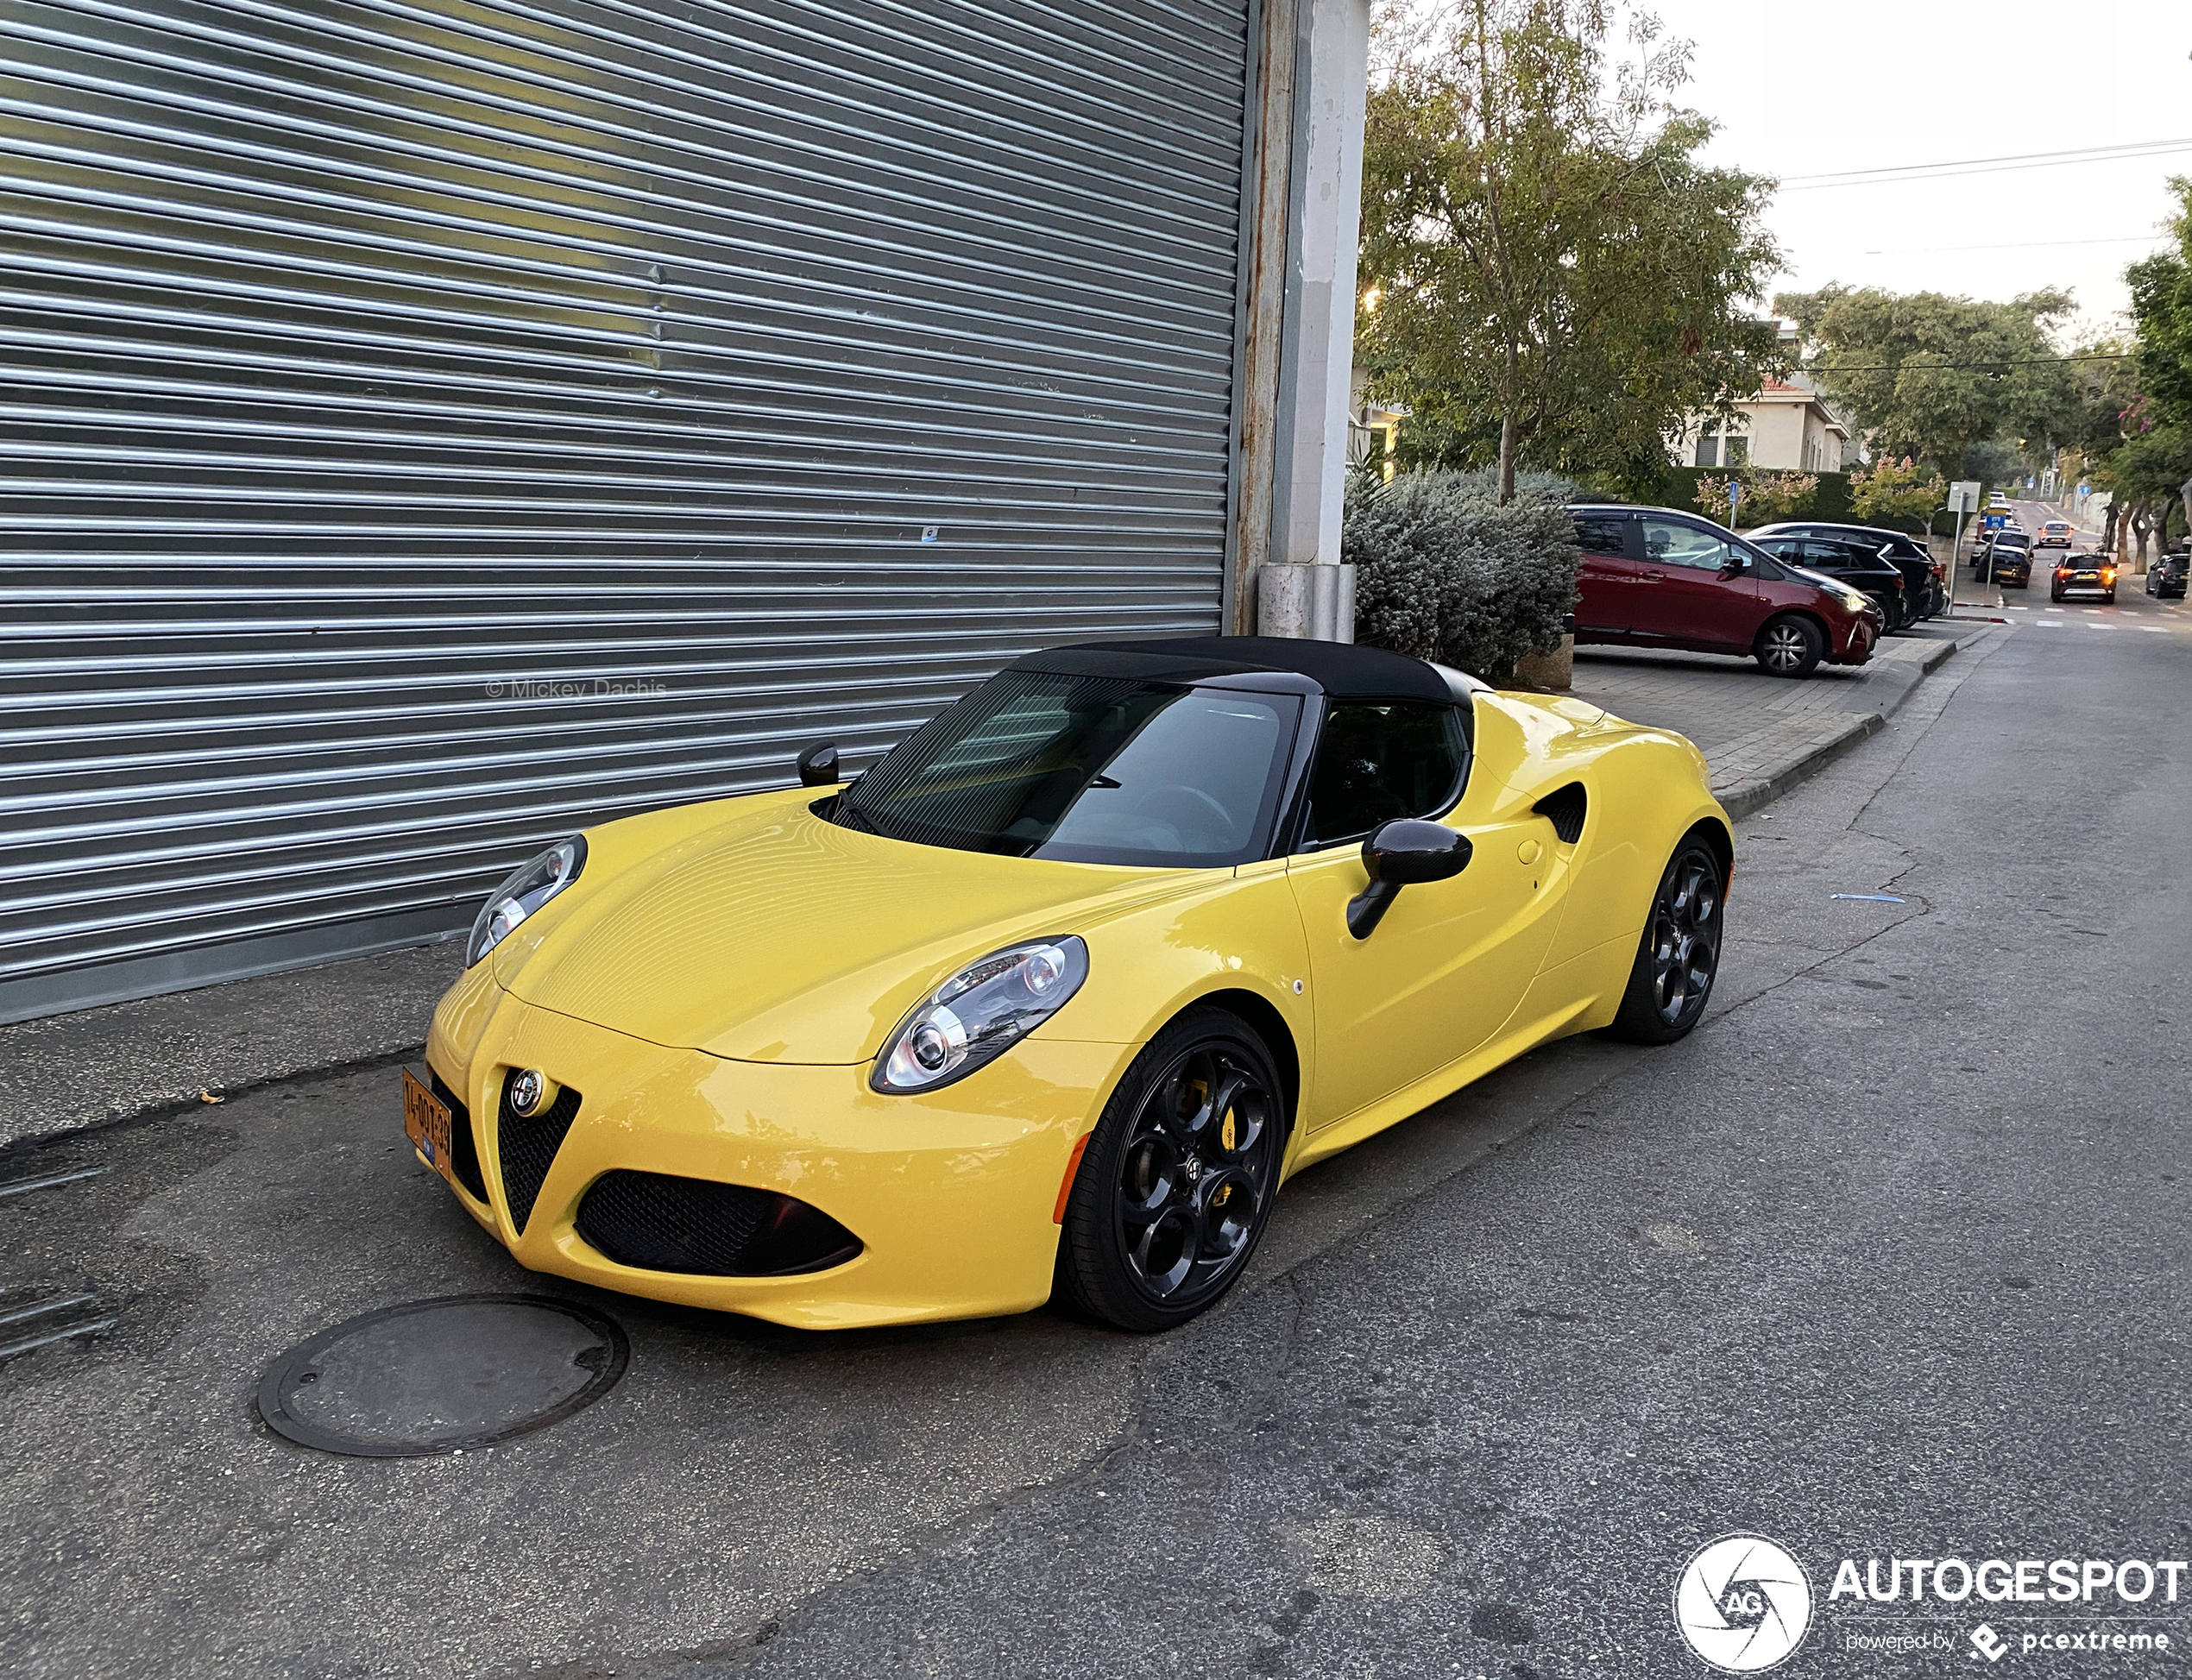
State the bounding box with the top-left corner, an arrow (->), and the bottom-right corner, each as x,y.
0,0 -> 1256,1021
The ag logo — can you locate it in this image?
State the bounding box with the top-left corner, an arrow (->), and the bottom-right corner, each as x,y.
1673,1533 -> 1814,1671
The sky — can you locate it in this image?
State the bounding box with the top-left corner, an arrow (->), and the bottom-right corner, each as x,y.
1635,0 -> 2192,339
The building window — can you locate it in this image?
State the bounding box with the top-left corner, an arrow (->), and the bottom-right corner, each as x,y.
1693,423 -> 1747,469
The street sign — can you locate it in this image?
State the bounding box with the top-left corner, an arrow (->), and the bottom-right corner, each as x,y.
1948,481 -> 1981,514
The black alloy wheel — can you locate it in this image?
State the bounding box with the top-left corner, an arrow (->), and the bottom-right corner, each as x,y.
1754,614 -> 1824,678
1055,1009 -> 1285,1332
1604,839 -> 1725,1044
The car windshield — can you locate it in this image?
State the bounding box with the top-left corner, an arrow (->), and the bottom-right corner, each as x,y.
831,670 -> 1301,867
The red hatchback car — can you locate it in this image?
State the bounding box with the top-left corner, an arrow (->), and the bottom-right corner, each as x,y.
1568,504 -> 1884,678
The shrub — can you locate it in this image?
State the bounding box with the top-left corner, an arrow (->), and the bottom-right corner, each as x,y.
1849,456 -> 1946,525
1693,469 -> 1820,525
1344,470 -> 1580,683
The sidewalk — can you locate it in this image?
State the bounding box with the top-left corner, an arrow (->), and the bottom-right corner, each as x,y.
2,626 -> 1991,1148
1568,621 -> 1988,817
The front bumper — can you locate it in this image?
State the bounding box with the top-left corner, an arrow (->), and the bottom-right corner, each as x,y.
1827,613 -> 1880,664
424,967 -> 1131,1328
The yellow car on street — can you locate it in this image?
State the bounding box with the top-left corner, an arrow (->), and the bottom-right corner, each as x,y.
409,639 -> 1731,1332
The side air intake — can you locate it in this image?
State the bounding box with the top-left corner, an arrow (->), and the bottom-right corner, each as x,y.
1533,783 -> 1588,845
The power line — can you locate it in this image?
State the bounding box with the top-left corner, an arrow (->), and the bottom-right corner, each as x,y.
1781,137 -> 2192,191
1860,234 -> 2174,255
1802,354 -> 2135,372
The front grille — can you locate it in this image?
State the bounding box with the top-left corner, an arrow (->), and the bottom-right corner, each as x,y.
575,1171 -> 862,1277
430,1069 -> 488,1204
497,1077 -> 583,1236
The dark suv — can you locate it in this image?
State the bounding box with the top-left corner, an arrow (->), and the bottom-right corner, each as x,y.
2149,551 -> 2189,599
1748,521 -> 1945,619
1748,534 -> 1915,630
1568,504 -> 1883,678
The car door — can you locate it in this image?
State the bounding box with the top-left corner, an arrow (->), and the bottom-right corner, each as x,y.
1571,510 -> 1641,642
1284,699 -> 1553,1129
1634,517 -> 1755,650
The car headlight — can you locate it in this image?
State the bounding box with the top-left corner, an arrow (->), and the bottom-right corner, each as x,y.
467,836 -> 587,966
1840,588 -> 1869,613
873,937 -> 1089,1093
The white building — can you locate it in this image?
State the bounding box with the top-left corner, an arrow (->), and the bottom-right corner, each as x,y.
1676,374 -> 1851,473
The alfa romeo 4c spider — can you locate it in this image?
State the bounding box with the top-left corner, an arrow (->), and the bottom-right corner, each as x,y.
406,638 -> 1730,1331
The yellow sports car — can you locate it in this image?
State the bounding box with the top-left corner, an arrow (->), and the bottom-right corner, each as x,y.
410,638 -> 1730,1332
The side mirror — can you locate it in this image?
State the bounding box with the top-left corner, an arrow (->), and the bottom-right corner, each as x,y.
1720,551 -> 1749,576
1347,818 -> 1472,941
797,741 -> 841,787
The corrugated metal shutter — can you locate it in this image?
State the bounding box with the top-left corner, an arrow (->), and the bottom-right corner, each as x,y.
0,0 -> 1254,1021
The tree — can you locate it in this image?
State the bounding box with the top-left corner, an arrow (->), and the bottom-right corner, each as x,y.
2117,176 -> 2192,546
1357,0 -> 1785,502
1773,286 -> 2082,479
2128,178 -> 2192,432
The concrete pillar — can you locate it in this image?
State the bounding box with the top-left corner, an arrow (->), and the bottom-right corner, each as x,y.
1251,0 -> 1368,642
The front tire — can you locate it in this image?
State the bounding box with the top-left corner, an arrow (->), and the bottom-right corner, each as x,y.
1055,1008 -> 1286,1332
1603,840 -> 1725,1044
1754,614 -> 1824,678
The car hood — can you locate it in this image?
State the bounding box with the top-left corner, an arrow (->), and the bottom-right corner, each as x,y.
492,788 -> 1202,1063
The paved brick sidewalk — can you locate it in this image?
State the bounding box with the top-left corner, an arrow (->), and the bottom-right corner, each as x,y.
1567,627 -> 1972,815
1568,629 -> 1951,751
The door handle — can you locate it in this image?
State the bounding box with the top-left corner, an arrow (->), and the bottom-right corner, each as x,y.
1641,569 -> 1666,581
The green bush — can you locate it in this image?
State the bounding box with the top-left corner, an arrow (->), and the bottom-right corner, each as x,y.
1656,466 -> 1858,526
1694,469 -> 1821,524
1343,470 -> 1580,683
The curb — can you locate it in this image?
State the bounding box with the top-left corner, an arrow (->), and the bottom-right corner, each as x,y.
1711,634 -> 1963,821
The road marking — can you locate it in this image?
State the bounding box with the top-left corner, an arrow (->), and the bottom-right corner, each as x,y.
2137,625 -> 2168,632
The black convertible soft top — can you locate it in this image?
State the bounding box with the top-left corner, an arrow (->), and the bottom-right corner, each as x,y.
1017,636 -> 1473,703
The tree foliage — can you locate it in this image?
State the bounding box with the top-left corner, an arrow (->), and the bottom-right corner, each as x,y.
1773,285 -> 2082,478
1357,0 -> 1785,501
2100,178 -> 2192,553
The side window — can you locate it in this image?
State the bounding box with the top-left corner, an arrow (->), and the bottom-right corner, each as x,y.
1799,540 -> 1854,570
1641,519 -> 1730,571
1572,513 -> 1629,555
1301,701 -> 1466,847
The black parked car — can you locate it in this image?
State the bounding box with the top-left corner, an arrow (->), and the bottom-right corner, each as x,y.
1748,521 -> 1945,619
1978,529 -> 2032,584
2150,551 -> 2189,599
1749,534 -> 1915,629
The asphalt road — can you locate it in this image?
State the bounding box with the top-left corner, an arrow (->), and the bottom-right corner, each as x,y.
3,612 -> 2188,1679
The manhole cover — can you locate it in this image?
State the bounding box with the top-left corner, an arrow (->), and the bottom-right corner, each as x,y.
257,1293 -> 627,1457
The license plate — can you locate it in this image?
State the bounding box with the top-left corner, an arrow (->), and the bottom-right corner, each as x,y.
402,1067 -> 455,1184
